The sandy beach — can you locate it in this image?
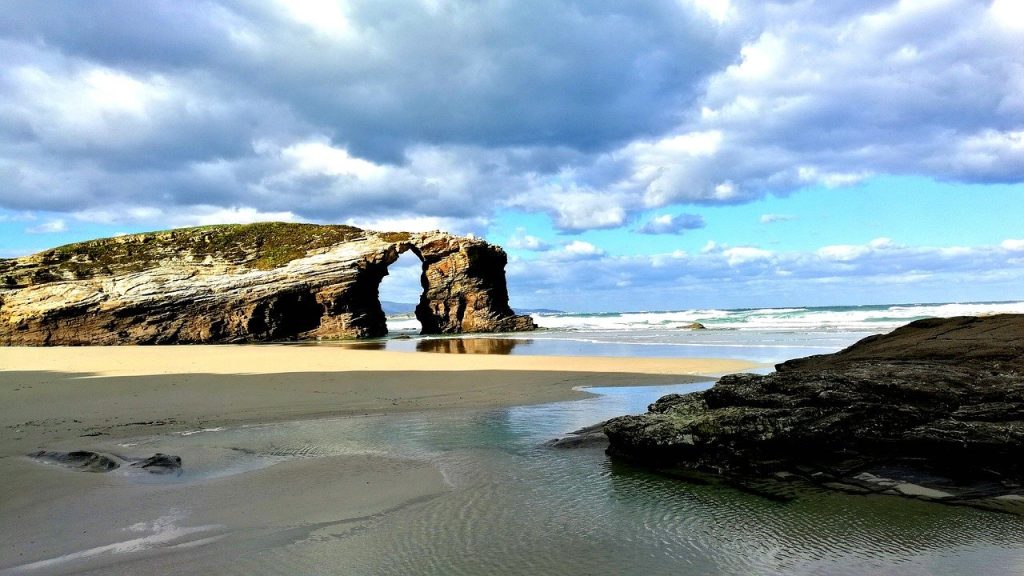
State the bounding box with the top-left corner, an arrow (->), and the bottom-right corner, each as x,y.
0,346 -> 754,575
0,345 -> 755,448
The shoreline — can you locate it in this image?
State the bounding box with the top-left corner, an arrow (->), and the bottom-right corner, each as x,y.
1,345 -> 758,452
2,345 -> 757,572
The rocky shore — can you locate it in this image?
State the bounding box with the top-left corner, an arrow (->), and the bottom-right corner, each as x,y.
605,314 -> 1024,511
0,223 -> 535,344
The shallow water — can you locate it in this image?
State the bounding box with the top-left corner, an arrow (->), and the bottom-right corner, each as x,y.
334,328 -> 870,365
23,382 -> 1024,575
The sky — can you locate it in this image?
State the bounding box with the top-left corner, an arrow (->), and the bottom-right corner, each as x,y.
1,0 -> 1023,311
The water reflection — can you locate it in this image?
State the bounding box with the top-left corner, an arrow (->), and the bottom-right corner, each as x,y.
415,337 -> 531,354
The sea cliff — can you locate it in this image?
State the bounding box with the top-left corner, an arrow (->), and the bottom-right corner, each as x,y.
0,223 -> 535,344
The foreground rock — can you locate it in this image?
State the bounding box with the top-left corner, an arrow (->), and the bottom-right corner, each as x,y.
29,450 -> 182,475
130,453 -> 183,474
30,450 -> 120,472
605,315 -> 1024,511
0,223 -> 534,344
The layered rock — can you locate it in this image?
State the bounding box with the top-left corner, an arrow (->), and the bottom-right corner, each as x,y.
0,223 -> 535,344
605,315 -> 1024,507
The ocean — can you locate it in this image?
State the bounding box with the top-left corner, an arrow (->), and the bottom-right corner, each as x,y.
382,300 -> 1024,365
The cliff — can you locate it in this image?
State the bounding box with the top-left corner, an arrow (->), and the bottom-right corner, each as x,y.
0,223 -> 535,344
605,315 -> 1024,510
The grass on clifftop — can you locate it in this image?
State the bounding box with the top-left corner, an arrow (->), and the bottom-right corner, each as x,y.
1,222 -> 389,287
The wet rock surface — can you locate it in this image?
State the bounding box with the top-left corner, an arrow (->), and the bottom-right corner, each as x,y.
546,421 -> 609,449
604,315 -> 1024,511
29,450 -> 183,475
0,223 -> 534,344
30,450 -> 120,472
130,453 -> 183,474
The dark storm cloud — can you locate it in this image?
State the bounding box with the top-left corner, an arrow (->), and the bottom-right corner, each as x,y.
0,0 -> 1020,231
0,0 -> 743,225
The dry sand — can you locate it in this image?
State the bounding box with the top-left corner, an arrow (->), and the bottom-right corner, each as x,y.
0,345 -> 755,575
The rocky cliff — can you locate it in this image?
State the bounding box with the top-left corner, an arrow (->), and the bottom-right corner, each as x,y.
0,223 -> 535,344
605,315 -> 1024,509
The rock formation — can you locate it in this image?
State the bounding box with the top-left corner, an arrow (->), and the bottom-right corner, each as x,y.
605,315 -> 1024,509
0,223 -> 535,344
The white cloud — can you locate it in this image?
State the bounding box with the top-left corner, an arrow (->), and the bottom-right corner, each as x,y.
343,215 -> 488,236
759,213 -> 795,224
990,0 -> 1024,31
507,237 -> 1024,311
186,207 -> 299,226
507,228 -> 551,252
559,240 -> 605,259
637,213 -> 706,235
1002,239 -> 1024,251
817,244 -> 870,261
278,139 -> 387,180
688,0 -> 732,24
275,0 -> 358,40
25,219 -> 67,234
722,246 -> 773,266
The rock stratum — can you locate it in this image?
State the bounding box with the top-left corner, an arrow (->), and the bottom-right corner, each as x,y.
605,315 -> 1024,509
0,222 -> 535,344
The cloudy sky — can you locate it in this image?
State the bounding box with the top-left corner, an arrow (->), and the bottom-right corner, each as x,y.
1,0 -> 1023,311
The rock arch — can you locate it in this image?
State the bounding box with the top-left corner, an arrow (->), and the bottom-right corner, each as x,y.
0,225 -> 535,345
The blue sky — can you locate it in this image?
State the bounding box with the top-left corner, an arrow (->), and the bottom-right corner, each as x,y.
2,1 -> 1023,311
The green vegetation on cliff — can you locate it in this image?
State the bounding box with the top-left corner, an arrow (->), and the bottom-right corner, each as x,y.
1,222 -> 371,287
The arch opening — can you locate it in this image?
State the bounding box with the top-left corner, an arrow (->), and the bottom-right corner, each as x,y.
377,248 -> 426,335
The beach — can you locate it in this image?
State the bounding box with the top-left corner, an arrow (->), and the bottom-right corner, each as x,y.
0,345 -> 756,575
4,331 -> 1024,575
0,345 -> 754,447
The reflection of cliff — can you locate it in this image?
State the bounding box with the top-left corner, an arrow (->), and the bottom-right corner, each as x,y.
416,338 -> 529,355
0,223 -> 536,344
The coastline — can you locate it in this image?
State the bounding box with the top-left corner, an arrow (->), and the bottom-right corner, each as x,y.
0,346 -> 758,574
0,345 -> 757,451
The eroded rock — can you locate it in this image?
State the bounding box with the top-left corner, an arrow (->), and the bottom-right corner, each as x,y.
130,453 -> 182,474
30,450 -> 120,472
604,315 -> 1024,510
0,223 -> 535,344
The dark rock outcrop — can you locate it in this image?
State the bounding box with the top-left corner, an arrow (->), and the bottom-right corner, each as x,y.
30,450 -> 120,472
29,450 -> 184,475
0,223 -> 535,344
130,453 -> 182,474
605,315 -> 1024,509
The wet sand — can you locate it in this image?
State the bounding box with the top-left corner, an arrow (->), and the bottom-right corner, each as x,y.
0,345 -> 755,575
0,345 -> 755,449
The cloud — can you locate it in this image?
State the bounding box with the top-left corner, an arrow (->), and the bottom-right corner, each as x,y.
1002,239 -> 1024,251
760,213 -> 796,224
507,228 -> 551,252
557,240 -> 605,259
637,213 -> 706,234
507,237 -> 1024,311
25,219 -> 67,234
0,1 -> 1020,234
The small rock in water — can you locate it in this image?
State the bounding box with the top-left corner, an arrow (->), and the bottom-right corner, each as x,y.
30,450 -> 119,472
130,453 -> 182,474
546,421 -> 609,449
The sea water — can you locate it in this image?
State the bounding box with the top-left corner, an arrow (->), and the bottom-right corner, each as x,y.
377,300 -> 1024,364
22,382 -> 1024,575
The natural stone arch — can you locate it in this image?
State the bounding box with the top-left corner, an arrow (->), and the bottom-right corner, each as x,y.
0,224 -> 535,345
355,234 -> 535,338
